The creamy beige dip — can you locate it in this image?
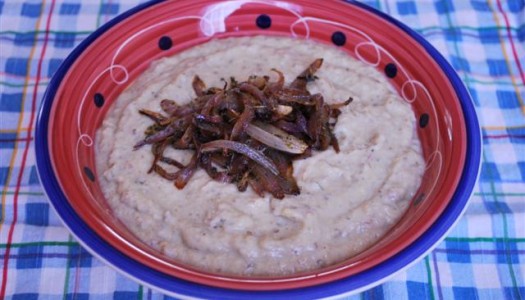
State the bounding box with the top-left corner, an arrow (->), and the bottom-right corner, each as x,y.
96,36 -> 425,276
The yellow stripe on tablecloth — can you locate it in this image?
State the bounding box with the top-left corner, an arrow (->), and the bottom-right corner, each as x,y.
0,128 -> 31,133
487,0 -> 525,115
483,125 -> 525,130
0,2 -> 46,233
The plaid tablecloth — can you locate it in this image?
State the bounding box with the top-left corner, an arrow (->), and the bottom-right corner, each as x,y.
1,0 -> 524,299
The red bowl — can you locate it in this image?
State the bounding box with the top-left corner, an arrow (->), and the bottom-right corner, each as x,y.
36,0 -> 480,296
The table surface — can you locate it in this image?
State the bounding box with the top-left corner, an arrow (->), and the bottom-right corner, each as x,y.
1,0 -> 524,299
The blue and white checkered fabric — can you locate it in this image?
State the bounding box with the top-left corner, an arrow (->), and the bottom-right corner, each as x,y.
1,0 -> 524,299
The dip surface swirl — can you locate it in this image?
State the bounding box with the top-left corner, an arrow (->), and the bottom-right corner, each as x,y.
95,36 -> 425,276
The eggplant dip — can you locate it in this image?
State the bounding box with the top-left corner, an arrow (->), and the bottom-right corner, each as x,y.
95,36 -> 425,276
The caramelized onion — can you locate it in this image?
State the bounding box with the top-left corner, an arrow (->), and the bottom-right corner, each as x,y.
201,140 -> 279,175
245,122 -> 308,154
135,59 -> 352,198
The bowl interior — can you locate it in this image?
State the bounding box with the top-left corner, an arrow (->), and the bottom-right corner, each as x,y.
46,0 -> 466,290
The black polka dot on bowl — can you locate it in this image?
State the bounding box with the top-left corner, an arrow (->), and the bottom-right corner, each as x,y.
84,166 -> 95,182
94,93 -> 104,108
331,31 -> 346,46
256,14 -> 272,29
384,63 -> 397,78
413,193 -> 425,206
419,113 -> 430,128
158,36 -> 173,50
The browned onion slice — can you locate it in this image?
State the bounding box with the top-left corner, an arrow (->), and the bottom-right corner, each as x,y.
245,122 -> 308,154
201,140 -> 279,175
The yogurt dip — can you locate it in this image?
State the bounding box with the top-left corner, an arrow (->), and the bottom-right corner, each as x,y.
95,36 -> 425,276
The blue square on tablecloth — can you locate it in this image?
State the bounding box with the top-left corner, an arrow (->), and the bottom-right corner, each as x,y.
470,1 -> 491,11
484,200 -> 512,214
487,59 -> 509,76
450,55 -> 470,71
435,0 -> 454,13
0,2 -> 4,14
512,132 -> 525,144
361,285 -> 384,299
518,162 -> 525,179
0,93 -> 23,111
59,3 -> 81,15
13,32 -> 35,47
478,27 -> 500,44
25,203 -> 49,226
407,281 -> 429,299
5,58 -> 28,77
496,90 -> 521,109
28,166 -> 40,185
16,245 -> 44,269
69,245 -> 93,267
481,128 -> 490,144
444,29 -> 463,42
507,0 -> 524,12
48,58 -> 63,77
0,132 -> 16,149
496,240 -> 520,264
0,166 -> 9,185
397,1 -> 417,15
505,287 -> 525,299
21,3 -> 41,17
54,32 -> 77,48
453,287 -> 479,299
467,87 -> 480,105
445,239 -> 471,263
13,294 -> 38,300
65,293 -> 89,300
518,25 -> 525,42
113,291 -> 138,300
495,163 -> 523,182
100,3 -> 119,15
480,162 -> 501,181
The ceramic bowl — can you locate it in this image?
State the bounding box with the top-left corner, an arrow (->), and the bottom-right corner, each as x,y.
36,0 -> 481,298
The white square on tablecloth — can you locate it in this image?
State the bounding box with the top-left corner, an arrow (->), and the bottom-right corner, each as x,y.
502,182 -> 525,194
473,263 -> 502,288
467,214 -> 494,237
390,268 -> 408,282
435,260 -> 453,287
480,107 -> 505,128
43,226 -> 71,241
417,11 -> 440,29
489,144 -> 517,164
88,266 -> 117,293
5,270 -> 17,295
460,42 -> 487,62
39,268 -> 67,294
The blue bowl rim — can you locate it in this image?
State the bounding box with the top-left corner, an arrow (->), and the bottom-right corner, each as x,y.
35,0 -> 482,298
